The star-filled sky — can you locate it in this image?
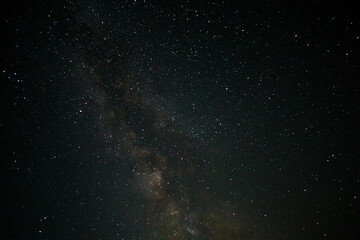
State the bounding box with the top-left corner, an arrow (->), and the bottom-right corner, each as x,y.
2,0 -> 359,239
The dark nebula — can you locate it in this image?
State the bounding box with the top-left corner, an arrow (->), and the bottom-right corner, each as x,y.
2,1 -> 359,239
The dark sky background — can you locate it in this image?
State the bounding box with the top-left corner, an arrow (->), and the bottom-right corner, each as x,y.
1,0 -> 359,239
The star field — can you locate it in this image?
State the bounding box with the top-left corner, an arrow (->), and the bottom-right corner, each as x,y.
2,1 -> 360,239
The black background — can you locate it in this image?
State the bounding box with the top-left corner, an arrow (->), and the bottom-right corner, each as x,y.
2,0 -> 359,239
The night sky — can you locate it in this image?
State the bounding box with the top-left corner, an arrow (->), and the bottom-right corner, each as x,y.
2,0 -> 360,239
